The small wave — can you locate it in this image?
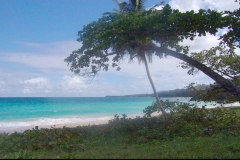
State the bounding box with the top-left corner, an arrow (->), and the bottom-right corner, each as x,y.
0,116 -> 113,129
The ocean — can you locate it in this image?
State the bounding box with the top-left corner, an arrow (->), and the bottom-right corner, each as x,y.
0,97 -> 239,133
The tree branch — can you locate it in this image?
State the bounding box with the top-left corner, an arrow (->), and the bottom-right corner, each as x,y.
100,51 -> 118,58
152,46 -> 240,101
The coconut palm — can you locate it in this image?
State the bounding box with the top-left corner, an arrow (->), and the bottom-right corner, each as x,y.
112,0 -> 167,115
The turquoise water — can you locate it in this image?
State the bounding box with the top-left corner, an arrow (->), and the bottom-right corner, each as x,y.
0,97 -> 158,121
0,97 -> 239,133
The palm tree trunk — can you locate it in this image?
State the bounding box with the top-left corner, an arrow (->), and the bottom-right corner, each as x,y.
142,53 -> 168,115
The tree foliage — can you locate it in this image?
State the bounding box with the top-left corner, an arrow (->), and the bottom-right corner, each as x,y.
181,46 -> 240,79
181,46 -> 240,103
65,4 -> 226,75
65,2 -> 240,101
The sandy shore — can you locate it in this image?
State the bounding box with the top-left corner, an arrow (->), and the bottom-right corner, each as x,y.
0,112 -> 162,134
0,119 -> 110,134
0,120 -> 108,133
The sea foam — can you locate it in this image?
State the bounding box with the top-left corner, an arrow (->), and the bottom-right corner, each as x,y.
0,116 -> 113,133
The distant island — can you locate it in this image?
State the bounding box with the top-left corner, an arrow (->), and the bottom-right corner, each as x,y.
106,84 -> 210,98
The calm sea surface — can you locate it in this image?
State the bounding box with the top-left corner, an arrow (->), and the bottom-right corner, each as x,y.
0,97 -> 239,133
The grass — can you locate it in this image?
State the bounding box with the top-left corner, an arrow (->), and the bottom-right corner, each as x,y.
0,106 -> 239,159
231,107 -> 240,115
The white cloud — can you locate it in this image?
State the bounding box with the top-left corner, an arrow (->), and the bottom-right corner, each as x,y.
23,88 -> 31,93
179,33 -> 220,53
61,75 -> 87,93
169,0 -> 204,11
20,77 -> 51,94
169,0 -> 239,12
24,77 -> 48,84
203,0 -> 239,11
1,41 -> 80,75
62,75 -> 84,85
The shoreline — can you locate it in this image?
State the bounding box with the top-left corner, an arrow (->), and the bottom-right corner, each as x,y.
1,104 -> 239,134
0,112 -> 161,134
0,119 -> 111,134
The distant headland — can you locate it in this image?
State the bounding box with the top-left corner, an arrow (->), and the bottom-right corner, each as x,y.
105,94 -> 153,97
105,84 -> 210,98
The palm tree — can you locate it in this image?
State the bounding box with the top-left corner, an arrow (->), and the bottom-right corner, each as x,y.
112,0 -> 167,115
114,0 -> 145,13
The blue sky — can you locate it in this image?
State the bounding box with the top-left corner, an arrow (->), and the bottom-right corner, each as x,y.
0,0 -> 166,50
0,0 -> 239,97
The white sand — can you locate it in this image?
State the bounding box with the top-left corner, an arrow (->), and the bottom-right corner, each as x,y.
0,119 -> 110,134
0,113 -> 162,134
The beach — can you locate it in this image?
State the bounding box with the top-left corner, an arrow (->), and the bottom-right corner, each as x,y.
0,112 -> 162,134
0,119 -> 110,134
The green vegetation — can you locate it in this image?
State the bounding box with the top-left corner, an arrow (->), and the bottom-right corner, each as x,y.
65,0 -> 240,102
1,106 -> 239,159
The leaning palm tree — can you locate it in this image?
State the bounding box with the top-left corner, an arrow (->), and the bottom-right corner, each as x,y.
112,0 -> 167,115
65,0 -> 167,115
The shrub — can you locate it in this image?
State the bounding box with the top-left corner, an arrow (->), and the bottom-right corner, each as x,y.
1,126 -> 85,153
109,103 -> 239,143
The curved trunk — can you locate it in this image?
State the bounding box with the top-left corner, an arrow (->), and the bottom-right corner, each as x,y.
142,53 -> 168,115
154,47 -> 240,102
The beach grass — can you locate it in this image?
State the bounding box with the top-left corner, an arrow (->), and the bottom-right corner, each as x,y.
0,106 -> 239,159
